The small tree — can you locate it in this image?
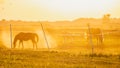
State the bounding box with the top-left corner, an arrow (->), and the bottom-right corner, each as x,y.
1,19 -> 6,21
102,14 -> 111,23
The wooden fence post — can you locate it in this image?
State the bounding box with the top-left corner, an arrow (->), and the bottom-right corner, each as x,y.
87,23 -> 94,55
40,23 -> 49,49
10,24 -> 12,48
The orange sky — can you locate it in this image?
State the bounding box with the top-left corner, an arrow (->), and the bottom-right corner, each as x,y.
0,0 -> 120,21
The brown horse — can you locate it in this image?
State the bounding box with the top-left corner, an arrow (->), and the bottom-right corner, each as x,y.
85,28 -> 104,45
13,32 -> 39,49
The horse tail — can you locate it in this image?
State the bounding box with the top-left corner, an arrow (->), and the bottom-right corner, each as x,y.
35,34 -> 39,42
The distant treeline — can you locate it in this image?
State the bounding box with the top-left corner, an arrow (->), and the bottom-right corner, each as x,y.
0,18 -> 120,23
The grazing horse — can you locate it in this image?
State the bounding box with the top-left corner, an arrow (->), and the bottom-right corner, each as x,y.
85,28 -> 104,45
13,32 -> 39,49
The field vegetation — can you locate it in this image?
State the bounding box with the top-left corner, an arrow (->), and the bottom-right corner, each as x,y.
0,18 -> 120,68
0,48 -> 120,68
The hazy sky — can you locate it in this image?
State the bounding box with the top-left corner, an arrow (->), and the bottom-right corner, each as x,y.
0,0 -> 120,21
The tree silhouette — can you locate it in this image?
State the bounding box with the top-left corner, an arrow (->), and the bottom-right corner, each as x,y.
102,14 -> 111,23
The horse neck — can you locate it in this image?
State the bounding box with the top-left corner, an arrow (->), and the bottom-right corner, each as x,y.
13,37 -> 19,46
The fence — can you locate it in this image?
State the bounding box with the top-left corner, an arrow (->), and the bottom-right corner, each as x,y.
0,23 -> 120,55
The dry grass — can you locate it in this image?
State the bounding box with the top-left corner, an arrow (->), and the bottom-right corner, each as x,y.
0,21 -> 120,68
0,48 -> 120,68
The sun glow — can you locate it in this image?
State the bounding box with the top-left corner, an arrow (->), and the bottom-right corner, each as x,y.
40,0 -> 115,12
1,31 -> 11,48
28,0 -> 116,13
1,0 -> 119,21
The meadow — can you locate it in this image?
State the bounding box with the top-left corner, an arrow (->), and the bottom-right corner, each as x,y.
0,48 -> 120,68
0,19 -> 120,68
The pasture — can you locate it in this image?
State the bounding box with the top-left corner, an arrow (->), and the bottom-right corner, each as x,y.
0,20 -> 120,68
0,48 -> 120,68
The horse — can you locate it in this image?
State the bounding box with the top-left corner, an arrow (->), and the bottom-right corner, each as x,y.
85,28 -> 104,45
13,32 -> 39,49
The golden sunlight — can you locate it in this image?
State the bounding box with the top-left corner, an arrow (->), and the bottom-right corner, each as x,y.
0,0 -> 4,4
39,0 -> 115,12
0,0 -> 119,21
27,0 -> 117,20
1,31 -> 11,48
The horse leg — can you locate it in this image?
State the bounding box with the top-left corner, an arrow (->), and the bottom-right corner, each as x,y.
34,42 -> 38,49
21,41 -> 24,49
97,37 -> 99,46
100,37 -> 103,45
32,41 -> 35,49
99,36 -> 103,45
19,41 -> 23,49
32,39 -> 38,49
35,42 -> 37,49
19,41 -> 21,48
97,37 -> 100,45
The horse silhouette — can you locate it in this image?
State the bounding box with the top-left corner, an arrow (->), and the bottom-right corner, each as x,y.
85,28 -> 103,45
13,32 -> 39,49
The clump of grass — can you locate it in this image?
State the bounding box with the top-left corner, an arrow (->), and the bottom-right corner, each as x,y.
87,53 -> 112,58
0,43 -> 7,49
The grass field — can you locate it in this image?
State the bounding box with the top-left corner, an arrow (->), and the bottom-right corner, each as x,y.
0,48 -> 120,68
0,21 -> 120,68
